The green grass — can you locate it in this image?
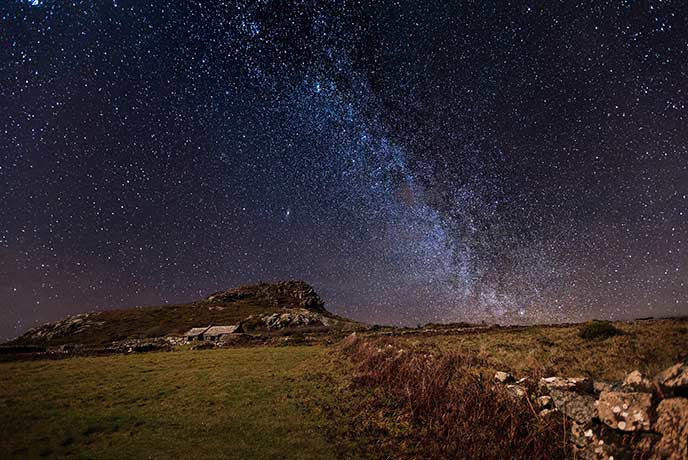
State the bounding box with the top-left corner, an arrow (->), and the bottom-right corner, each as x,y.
0,346 -> 343,460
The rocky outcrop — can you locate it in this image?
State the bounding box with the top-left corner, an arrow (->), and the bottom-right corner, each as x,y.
18,313 -> 105,343
261,308 -> 327,329
106,338 -> 171,354
205,281 -> 325,312
593,380 -> 621,393
569,421 -> 617,460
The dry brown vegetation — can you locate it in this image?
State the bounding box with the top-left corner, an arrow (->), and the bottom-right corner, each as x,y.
335,334 -> 570,460
324,318 -> 687,460
391,318 -> 687,380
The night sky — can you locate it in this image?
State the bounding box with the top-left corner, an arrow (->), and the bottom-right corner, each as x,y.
1,0 -> 687,340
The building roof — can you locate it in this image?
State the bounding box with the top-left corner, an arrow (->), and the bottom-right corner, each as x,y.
204,325 -> 239,336
183,326 -> 210,337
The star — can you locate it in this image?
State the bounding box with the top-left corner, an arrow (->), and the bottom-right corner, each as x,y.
0,0 -> 686,339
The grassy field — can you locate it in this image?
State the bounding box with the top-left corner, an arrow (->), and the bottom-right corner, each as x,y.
2,319 -> 686,460
395,318 -> 688,380
0,346 -> 345,460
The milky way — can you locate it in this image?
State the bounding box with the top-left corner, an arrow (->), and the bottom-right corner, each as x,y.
1,0 -> 687,339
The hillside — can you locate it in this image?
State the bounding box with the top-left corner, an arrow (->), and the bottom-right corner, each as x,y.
11,281 -> 362,347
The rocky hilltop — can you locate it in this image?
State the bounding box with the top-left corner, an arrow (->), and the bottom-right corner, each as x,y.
205,280 -> 325,312
10,281 -> 360,348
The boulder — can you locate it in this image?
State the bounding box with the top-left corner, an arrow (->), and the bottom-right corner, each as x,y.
622,370 -> 654,393
549,389 -> 596,424
596,391 -> 653,431
540,376 -> 596,424
494,371 -> 514,384
654,361 -> 688,397
652,397 -> 688,460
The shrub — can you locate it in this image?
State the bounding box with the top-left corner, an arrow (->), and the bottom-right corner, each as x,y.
578,320 -> 622,340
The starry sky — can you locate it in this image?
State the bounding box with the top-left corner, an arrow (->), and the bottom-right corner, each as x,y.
1,0 -> 687,340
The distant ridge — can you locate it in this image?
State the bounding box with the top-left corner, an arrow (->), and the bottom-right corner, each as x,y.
11,281 -> 361,346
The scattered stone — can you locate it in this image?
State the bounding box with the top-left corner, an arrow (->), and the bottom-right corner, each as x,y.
105,338 -> 171,354
594,380 -> 621,394
654,361 -> 688,397
494,371 -> 514,384
539,408 -> 556,417
549,389 -> 596,424
570,421 -> 618,460
163,336 -> 186,346
570,421 -> 587,446
537,395 -> 553,409
506,384 -> 527,398
622,370 -> 654,393
596,391 -> 653,432
652,397 -> 688,460
540,376 -> 594,394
